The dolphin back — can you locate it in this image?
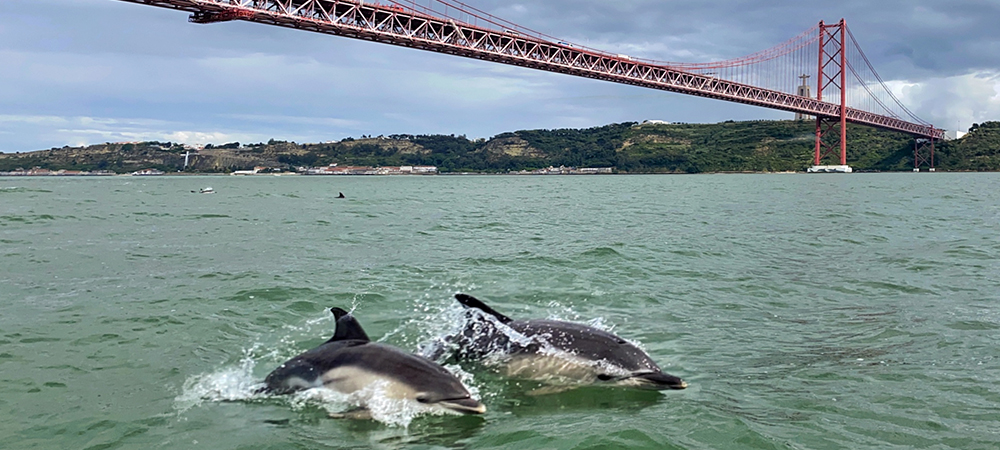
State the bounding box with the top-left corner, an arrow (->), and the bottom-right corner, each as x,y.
509,319 -> 661,373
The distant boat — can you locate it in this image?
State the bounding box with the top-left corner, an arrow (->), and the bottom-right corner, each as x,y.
192,187 -> 215,194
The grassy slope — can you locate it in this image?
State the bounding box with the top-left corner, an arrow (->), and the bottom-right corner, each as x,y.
2,121 -> 996,173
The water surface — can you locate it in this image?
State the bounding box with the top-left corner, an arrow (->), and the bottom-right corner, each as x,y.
1,174 -> 999,449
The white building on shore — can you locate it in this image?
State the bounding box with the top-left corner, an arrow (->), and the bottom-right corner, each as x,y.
943,130 -> 967,140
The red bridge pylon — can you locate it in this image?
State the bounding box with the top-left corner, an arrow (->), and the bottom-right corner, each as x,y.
813,19 -> 847,168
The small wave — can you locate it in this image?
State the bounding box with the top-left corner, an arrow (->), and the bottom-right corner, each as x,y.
580,247 -> 624,258
945,320 -> 1000,331
0,214 -> 64,225
188,214 -> 231,219
461,254 -> 573,268
223,286 -> 321,303
0,187 -> 52,194
475,221 -> 509,230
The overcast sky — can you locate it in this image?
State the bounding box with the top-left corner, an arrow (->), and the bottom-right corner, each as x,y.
1,0 -> 998,151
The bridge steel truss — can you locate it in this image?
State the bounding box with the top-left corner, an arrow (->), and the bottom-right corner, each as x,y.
814,20 -> 849,166
914,138 -> 936,171
116,0 -> 943,143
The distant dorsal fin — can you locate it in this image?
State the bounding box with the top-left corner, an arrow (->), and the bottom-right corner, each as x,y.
455,294 -> 513,324
326,307 -> 371,343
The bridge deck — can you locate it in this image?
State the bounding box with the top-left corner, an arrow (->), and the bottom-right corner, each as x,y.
117,0 -> 941,139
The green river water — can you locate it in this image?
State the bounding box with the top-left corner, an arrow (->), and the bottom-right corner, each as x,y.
1,173 -> 998,449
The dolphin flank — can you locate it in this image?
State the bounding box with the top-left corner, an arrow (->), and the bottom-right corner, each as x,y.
435,293 -> 687,390
262,307 -> 486,415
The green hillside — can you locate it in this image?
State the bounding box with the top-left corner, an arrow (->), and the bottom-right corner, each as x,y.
934,122 -> 1000,171
2,120 -> 997,173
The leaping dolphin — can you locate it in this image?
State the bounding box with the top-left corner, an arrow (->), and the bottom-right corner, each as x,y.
262,307 -> 486,415
431,294 -> 687,391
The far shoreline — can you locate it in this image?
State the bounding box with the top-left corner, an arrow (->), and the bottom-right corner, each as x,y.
2,169 -> 967,178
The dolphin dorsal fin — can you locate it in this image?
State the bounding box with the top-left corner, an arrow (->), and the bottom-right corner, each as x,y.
455,294 -> 513,324
326,307 -> 371,343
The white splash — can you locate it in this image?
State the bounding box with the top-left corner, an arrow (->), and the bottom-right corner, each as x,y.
287,380 -> 460,428
174,353 -> 262,413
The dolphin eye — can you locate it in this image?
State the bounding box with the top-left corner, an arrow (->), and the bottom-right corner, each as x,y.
597,374 -> 614,381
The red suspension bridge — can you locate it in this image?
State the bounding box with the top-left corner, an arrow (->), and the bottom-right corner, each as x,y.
117,0 -> 943,170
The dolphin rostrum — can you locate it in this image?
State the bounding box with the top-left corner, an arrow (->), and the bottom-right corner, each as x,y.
431,294 -> 687,390
262,307 -> 486,415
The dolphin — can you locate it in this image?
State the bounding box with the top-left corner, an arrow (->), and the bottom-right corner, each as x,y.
262,307 -> 486,415
432,294 -> 687,390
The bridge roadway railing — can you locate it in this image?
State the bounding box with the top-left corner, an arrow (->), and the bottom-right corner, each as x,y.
117,0 -> 943,139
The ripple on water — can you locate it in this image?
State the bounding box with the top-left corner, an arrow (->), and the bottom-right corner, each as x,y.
462,253 -> 573,269
223,287 -> 322,303
18,418 -> 152,450
0,214 -> 65,225
0,187 -> 52,194
4,174 -> 1000,449
184,213 -> 231,220
944,320 -> 1000,331
578,246 -> 626,259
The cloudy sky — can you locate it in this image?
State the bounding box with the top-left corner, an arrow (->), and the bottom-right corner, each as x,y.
1,0 -> 998,152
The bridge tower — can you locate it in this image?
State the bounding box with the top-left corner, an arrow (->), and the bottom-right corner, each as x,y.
810,19 -> 851,173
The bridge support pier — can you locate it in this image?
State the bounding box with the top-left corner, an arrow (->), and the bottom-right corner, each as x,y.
913,137 -> 936,172
808,116 -> 851,172
814,115 -> 847,166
